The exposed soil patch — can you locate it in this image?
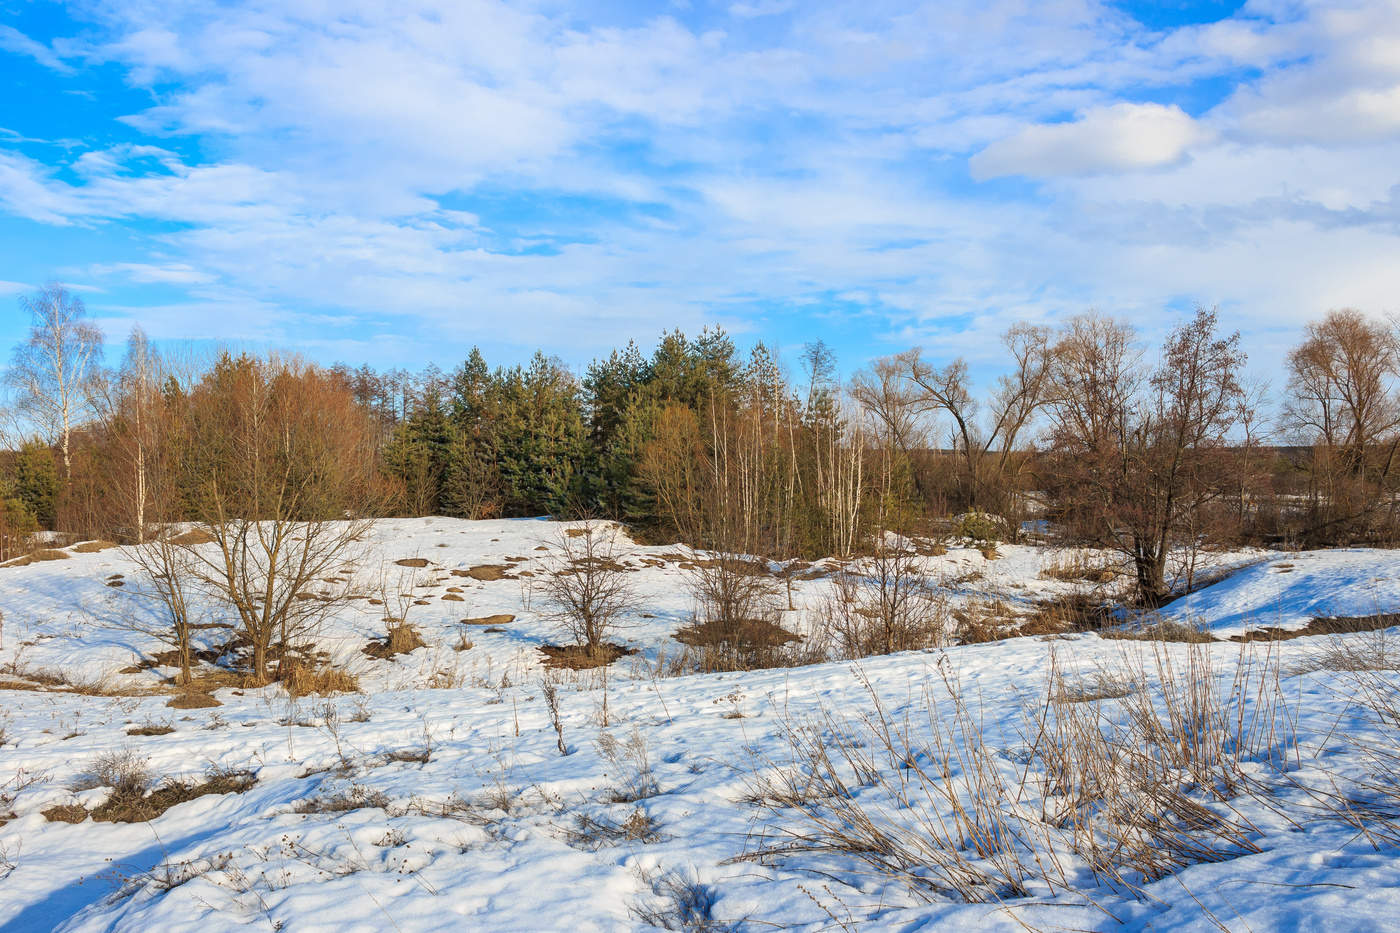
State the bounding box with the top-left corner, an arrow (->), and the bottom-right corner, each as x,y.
72,540 -> 119,553
453,564 -> 509,581
441,593 -> 465,602
539,642 -> 636,670
167,693 -> 221,709
170,529 -> 216,546
1231,612 -> 1400,643
395,557 -> 431,568
673,618 -> 800,650
462,614 -> 515,626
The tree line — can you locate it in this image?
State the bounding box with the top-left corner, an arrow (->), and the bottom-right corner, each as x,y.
5,282 -> 1400,606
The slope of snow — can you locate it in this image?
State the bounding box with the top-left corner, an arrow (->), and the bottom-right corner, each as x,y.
1,520 -> 1400,931
1157,548 -> 1400,636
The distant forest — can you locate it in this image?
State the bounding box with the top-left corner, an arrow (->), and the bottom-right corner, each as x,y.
3,284 -> 1399,604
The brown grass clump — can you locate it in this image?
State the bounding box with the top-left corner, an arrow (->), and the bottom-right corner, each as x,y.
92,769 -> 256,824
395,557 -> 430,568
538,643 -> 636,670
282,662 -> 360,697
1101,618 -> 1216,643
363,624 -> 426,660
294,784 -> 391,814
1040,552 -> 1121,584
126,723 -> 176,736
2,548 -> 70,567
166,692 -> 221,709
169,529 -> 216,546
72,540 -> 119,553
441,593 -> 465,602
460,564 -> 508,581
43,803 -> 88,823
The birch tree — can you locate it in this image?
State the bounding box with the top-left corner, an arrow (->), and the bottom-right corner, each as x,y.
6,284 -> 104,483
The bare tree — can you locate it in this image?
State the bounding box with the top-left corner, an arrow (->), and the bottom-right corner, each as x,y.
173,355 -> 385,683
1285,309 -> 1400,540
898,323 -> 1051,515
1043,309 -> 1245,604
122,533 -> 203,687
7,284 -> 104,485
534,520 -> 637,658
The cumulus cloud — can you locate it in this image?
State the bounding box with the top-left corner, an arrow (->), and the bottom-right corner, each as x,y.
969,103 -> 1211,179
1,0 -> 1400,369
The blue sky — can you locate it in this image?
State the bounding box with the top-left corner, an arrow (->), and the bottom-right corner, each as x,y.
1,0 -> 1398,383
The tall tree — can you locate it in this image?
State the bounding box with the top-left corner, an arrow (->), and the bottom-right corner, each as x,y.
7,284 -> 104,483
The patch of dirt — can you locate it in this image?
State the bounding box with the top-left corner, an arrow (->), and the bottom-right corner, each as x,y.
170,529 -> 216,546
1232,612 -> 1400,643
441,593 -> 465,601
538,642 -> 636,669
453,564 -> 509,581
72,540 -> 119,553
672,618 -> 800,650
395,557 -> 431,568
462,614 -> 515,626
42,803 -> 88,823
167,693 -> 221,709
106,579 -> 125,587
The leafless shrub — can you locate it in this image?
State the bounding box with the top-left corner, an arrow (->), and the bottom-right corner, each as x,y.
91,747 -> 154,800
679,553 -> 794,671
534,521 -> 638,659
821,540 -> 946,658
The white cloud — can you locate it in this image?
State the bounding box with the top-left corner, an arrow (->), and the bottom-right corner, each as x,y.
969,103 -> 1211,179
3,0 -> 1400,371
0,25 -> 73,73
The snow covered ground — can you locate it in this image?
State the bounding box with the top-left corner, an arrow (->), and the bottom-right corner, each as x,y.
1,518 -> 1399,931
1156,548 -> 1400,637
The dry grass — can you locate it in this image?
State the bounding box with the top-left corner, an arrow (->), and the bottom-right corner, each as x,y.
538,642 -> 635,670
630,867 -> 735,932
2,548 -> 70,567
1100,618 -> 1217,643
566,807 -> 662,849
362,623 -> 426,660
71,540 -> 119,553
1040,552 -> 1121,584
741,641 -> 1298,910
294,784 -> 391,814
281,661 -> 360,697
169,529 -> 216,546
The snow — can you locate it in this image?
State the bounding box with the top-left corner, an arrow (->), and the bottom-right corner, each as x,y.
0,518 -> 1398,931
1157,548 -> 1400,637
